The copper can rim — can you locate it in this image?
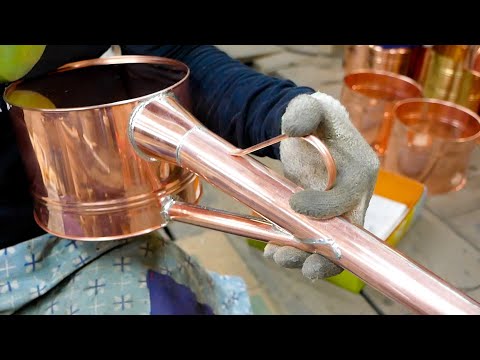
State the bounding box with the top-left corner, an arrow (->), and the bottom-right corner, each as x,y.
392,97 -> 480,143
343,69 -> 423,94
3,55 -> 190,113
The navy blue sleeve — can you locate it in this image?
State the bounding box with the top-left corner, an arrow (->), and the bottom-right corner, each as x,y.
120,45 -> 314,159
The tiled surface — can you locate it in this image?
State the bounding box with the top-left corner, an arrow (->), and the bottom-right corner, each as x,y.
362,209 -> 480,315
169,45 -> 480,315
215,45 -> 283,62
276,65 -> 344,90
425,174 -> 480,221
253,52 -> 334,75
449,208 -> 480,250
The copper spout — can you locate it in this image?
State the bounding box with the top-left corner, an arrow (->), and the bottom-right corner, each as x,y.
161,196 -> 342,259
130,93 -> 480,315
162,197 -> 297,245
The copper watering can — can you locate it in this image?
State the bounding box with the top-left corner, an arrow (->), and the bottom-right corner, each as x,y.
4,56 -> 480,315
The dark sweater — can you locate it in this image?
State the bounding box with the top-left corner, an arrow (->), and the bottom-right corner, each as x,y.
0,45 -> 314,248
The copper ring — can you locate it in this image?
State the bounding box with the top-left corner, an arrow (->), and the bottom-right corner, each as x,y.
230,133 -> 337,191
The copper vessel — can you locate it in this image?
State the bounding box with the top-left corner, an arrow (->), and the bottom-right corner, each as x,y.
343,45 -> 428,79
4,56 -> 202,240
473,46 -> 480,72
340,70 -> 423,155
419,45 -> 480,109
383,98 -> 480,194
4,56 -> 480,315
343,45 -> 371,74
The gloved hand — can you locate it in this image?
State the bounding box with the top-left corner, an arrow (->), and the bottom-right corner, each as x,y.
264,92 -> 380,280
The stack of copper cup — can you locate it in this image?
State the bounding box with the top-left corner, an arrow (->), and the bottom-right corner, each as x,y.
340,70 -> 422,156
341,45 -> 480,194
420,45 -> 480,114
343,45 -> 480,115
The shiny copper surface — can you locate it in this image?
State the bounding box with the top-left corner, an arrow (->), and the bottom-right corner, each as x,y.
435,45 -> 470,63
383,98 -> 480,194
164,197 -> 300,245
343,45 -> 427,78
130,93 -> 480,315
230,133 -> 337,191
368,45 -> 412,75
420,45 -> 479,104
343,45 -> 371,75
454,68 -> 480,114
473,47 -> 480,73
341,70 -> 423,155
4,56 -> 201,240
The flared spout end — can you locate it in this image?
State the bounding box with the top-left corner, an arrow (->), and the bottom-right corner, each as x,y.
129,92 -> 203,163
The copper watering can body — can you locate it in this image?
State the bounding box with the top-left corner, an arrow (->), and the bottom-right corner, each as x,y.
4,56 -> 480,315
4,56 -> 202,240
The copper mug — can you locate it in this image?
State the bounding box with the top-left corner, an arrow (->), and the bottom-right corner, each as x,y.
419,45 -> 480,111
383,98 -> 480,194
4,56 -> 480,315
340,70 -> 423,155
343,45 -> 427,79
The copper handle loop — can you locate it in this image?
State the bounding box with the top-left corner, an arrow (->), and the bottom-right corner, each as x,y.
230,134 -> 337,191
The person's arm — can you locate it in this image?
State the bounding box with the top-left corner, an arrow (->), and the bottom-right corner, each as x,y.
120,45 -> 314,159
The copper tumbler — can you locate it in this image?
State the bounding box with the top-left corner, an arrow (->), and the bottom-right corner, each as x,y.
473,46 -> 480,72
420,45 -> 475,102
454,67 -> 480,115
343,45 -> 371,74
340,70 -> 423,155
343,45 -> 426,78
368,45 -> 413,75
382,99 -> 480,195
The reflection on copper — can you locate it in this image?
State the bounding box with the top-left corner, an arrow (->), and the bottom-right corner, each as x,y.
383,98 -> 480,195
343,45 -> 428,79
5,56 -> 201,240
368,45 -> 412,75
130,92 -> 480,315
340,70 -> 423,156
343,45 -> 371,75
473,47 -> 480,73
419,45 -> 480,109
230,133 -> 337,191
163,197 -> 300,245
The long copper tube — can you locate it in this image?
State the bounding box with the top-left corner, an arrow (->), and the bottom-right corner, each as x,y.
130,93 -> 480,315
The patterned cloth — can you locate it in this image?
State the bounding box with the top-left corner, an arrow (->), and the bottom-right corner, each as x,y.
0,232 -> 252,315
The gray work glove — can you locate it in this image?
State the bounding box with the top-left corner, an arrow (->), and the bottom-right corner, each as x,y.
264,92 -> 380,280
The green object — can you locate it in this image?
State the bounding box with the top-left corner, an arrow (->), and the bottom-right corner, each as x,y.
6,90 -> 56,109
247,238 -> 267,251
0,45 -> 46,83
324,270 -> 367,293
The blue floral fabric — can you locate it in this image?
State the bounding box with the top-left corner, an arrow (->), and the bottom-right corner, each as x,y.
0,232 -> 252,315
